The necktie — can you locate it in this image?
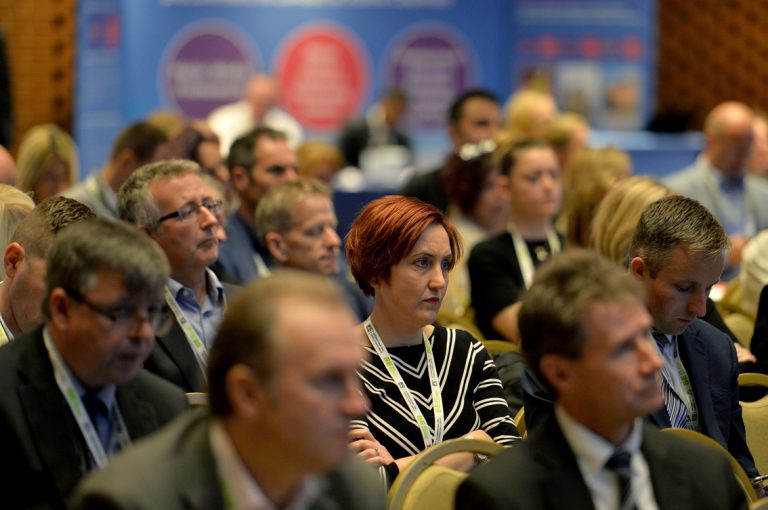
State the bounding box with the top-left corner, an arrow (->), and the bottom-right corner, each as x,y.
81,391 -> 111,450
652,333 -> 694,430
605,449 -> 635,510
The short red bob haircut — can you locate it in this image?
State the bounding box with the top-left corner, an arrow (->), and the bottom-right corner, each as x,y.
346,195 -> 463,297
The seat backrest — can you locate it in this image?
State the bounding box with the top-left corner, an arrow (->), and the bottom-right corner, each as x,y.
662,428 -> 757,503
514,407 -> 527,438
387,438 -> 504,510
741,394 -> 768,475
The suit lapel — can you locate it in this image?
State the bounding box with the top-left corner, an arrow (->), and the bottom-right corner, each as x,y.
642,426 -> 690,507
17,331 -> 87,498
534,416 -> 596,510
157,320 -> 203,390
676,327 -> 717,436
116,377 -> 159,440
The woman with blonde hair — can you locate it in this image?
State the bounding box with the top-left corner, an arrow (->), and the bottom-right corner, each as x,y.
16,124 -> 78,203
499,89 -> 558,144
0,185 -> 34,279
560,147 -> 632,248
591,176 -> 670,265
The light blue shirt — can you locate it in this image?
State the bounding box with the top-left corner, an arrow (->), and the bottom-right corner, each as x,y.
167,269 -> 225,350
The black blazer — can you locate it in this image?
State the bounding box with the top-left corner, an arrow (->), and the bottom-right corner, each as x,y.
456,413 -> 748,510
0,327 -> 188,509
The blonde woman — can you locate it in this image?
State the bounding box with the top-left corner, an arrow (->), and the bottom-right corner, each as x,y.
499,89 -> 558,144
0,185 -> 34,279
16,124 -> 78,203
560,147 -> 632,247
591,176 -> 670,265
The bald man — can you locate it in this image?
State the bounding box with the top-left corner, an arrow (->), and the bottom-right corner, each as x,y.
207,74 -> 303,155
665,101 -> 768,273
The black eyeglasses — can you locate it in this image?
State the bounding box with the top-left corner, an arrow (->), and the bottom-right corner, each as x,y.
65,287 -> 168,330
156,198 -> 224,224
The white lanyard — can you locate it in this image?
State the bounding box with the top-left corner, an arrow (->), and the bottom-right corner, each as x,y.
510,228 -> 561,289
363,318 -> 444,447
0,313 -> 11,345
163,286 -> 209,380
43,331 -> 130,468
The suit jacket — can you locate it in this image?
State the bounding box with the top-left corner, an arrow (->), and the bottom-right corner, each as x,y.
145,281 -> 240,392
215,212 -> 272,285
71,411 -> 387,510
0,327 -> 188,510
648,319 -> 757,477
522,319 -> 757,478
665,158 -> 768,234
399,164 -> 449,213
455,414 -> 748,510
337,116 -> 411,169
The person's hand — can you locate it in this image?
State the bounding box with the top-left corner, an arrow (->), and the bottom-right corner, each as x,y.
348,428 -> 394,466
735,342 -> 757,364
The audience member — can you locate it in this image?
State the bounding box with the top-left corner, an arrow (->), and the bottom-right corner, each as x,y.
216,126 -> 298,284
72,271 -> 384,510
499,89 -> 558,144
337,87 -> 411,169
119,159 -> 237,392
456,249 -> 747,510
747,113 -> 768,179
560,147 -> 631,247
297,140 -> 344,184
0,184 -> 33,279
542,111 -> 590,171
65,121 -> 167,218
665,101 -> 768,274
0,196 -> 94,342
16,123 -> 79,203
400,88 -> 502,212
346,195 -> 517,482
439,149 -> 508,326
0,218 -> 187,509
627,195 -> 758,480
469,139 -> 562,342
0,144 -> 17,185
207,73 -> 303,155
254,177 -> 371,321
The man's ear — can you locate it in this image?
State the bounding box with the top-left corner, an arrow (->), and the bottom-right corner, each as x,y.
231,165 -> 250,193
629,256 -> 649,279
539,354 -> 574,397
265,232 -> 287,263
226,364 -> 267,422
48,287 -> 71,331
4,242 -> 25,279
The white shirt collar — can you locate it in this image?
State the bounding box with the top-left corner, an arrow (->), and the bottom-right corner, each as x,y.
209,420 -> 320,510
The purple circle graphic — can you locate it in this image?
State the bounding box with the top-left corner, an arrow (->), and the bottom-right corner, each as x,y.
389,29 -> 471,130
164,27 -> 257,118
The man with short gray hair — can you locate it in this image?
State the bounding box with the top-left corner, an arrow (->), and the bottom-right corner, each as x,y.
255,178 -> 371,320
119,159 -> 235,392
0,218 -> 188,509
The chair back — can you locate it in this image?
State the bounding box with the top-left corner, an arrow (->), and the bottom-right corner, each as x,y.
185,392 -> 209,407
481,339 -> 520,357
387,438 -> 503,510
514,407 -> 526,438
662,428 -> 757,503
740,379 -> 768,476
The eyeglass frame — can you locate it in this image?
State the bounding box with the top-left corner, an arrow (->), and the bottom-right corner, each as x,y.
64,286 -> 168,330
156,198 -> 224,224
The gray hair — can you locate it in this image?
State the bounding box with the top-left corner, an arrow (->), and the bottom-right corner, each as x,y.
628,195 -> 730,277
254,177 -> 331,242
117,159 -> 202,226
44,217 -> 170,317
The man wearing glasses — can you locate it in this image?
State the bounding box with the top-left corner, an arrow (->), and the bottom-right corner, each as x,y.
0,218 -> 188,509
119,159 -> 238,392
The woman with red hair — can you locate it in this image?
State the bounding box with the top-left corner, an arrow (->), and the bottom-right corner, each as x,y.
346,195 -> 517,481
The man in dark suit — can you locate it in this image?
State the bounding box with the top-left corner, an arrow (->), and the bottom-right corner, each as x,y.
399,88 -> 501,212
119,159 -> 238,392
457,250 -> 747,510
72,270 -> 385,510
0,218 -> 188,509
628,195 -> 758,481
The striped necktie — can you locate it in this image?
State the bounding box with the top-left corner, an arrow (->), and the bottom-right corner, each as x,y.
652,333 -> 694,430
605,448 -> 636,510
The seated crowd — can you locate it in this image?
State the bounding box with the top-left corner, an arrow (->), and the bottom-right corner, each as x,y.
0,80 -> 767,510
